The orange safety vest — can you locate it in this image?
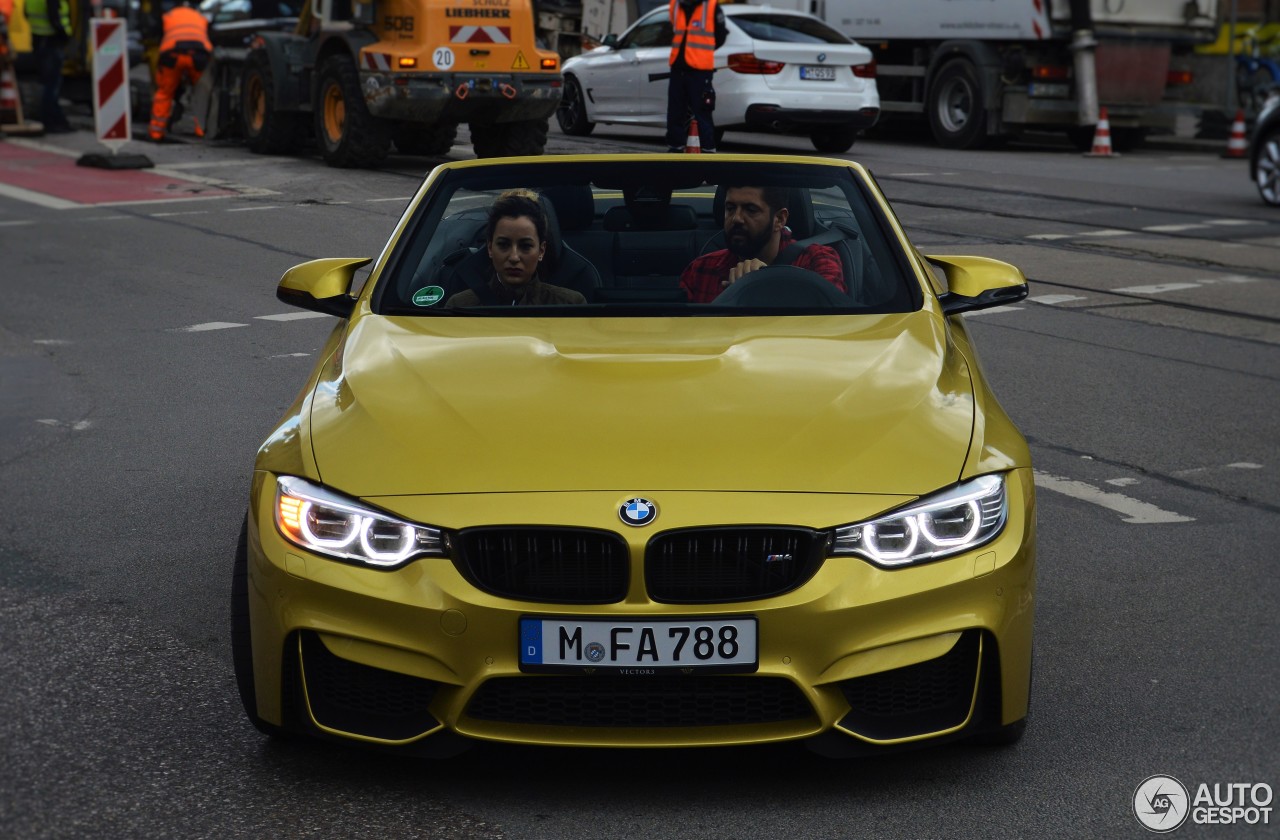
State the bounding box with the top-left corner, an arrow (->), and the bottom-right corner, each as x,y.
159,6 -> 212,54
669,0 -> 717,71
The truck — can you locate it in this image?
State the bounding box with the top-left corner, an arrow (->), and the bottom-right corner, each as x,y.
200,0 -> 563,166
751,0 -> 1223,150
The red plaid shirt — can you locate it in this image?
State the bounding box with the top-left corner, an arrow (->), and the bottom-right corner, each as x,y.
680,231 -> 846,303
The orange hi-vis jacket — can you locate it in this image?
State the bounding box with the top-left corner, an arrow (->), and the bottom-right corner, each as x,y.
669,0 -> 717,71
159,6 -> 212,53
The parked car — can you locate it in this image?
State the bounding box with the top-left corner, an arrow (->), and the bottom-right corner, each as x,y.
558,6 -> 880,153
1251,86 -> 1280,206
233,153 -> 1036,758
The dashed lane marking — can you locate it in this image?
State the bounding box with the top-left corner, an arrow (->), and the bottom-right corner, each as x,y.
1032,294 -> 1086,305
256,312 -> 331,322
175,322 -> 249,332
1034,470 -> 1195,524
150,210 -> 210,218
1144,223 -> 1211,233
961,306 -> 1023,316
1112,282 -> 1202,295
0,219 -> 36,227
225,205 -> 282,212
1027,218 -> 1266,241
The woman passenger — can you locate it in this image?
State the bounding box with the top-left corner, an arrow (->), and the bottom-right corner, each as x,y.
446,189 -> 587,307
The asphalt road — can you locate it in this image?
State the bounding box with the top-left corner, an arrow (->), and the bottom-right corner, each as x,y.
1,122 -> 1277,839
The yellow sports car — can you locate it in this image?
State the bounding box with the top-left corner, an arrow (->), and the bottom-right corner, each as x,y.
233,154 -> 1036,757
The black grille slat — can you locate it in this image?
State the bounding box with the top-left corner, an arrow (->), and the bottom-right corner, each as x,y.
456,528 -> 629,603
646,527 -> 825,603
465,676 -> 812,727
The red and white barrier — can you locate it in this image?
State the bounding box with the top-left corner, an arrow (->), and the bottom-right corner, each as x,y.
90,18 -> 132,152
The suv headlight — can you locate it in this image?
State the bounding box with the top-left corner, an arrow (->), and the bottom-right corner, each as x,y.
274,476 -> 447,568
831,474 -> 1007,567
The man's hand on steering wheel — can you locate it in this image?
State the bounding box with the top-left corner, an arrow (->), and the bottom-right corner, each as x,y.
724,258 -> 767,291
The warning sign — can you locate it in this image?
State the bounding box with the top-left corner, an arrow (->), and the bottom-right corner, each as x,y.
511,50 -> 530,70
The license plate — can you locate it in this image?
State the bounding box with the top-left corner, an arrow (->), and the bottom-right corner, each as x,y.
800,65 -> 836,81
520,616 -> 758,673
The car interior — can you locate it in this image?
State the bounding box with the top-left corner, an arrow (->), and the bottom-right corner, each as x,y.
383,162 -> 917,314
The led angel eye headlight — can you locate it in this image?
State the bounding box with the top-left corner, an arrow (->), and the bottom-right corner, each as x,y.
274,476 -> 446,568
831,474 -> 1007,568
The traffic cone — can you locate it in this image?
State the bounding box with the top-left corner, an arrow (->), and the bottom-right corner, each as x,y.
1084,107 -> 1117,157
1223,109 -> 1248,159
1,42 -> 43,137
684,118 -> 702,154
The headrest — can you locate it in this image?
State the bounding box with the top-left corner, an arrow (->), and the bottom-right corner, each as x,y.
535,194 -> 563,264
539,184 -> 595,231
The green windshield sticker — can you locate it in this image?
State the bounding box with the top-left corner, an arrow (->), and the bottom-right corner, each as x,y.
412,286 -> 446,307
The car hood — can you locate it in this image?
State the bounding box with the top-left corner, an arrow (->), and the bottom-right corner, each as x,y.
307,312 -> 975,497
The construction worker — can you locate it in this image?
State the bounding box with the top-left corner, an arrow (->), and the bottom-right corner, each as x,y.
24,0 -> 73,132
149,0 -> 212,142
665,0 -> 725,153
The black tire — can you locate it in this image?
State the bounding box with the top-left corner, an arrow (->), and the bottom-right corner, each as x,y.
231,516 -> 288,738
314,54 -> 390,168
1110,126 -> 1147,153
927,58 -> 989,150
241,49 -> 306,154
392,122 -> 458,156
555,76 -> 595,136
1066,125 -> 1095,152
471,118 -> 550,157
1256,125 -> 1280,206
810,126 -> 857,154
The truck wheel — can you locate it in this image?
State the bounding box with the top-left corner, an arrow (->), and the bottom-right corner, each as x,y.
471,118 -> 549,157
392,122 -> 457,157
242,50 -> 305,154
810,127 -> 857,153
928,58 -> 988,150
556,77 -> 595,136
314,54 -> 390,168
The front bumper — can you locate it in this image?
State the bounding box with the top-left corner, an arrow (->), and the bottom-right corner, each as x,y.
363,72 -> 562,124
245,469 -> 1035,751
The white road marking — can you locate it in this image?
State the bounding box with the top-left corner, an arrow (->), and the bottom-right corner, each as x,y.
255,312 -> 331,322
1107,477 -> 1140,487
1032,294 -> 1086,305
270,353 -> 312,358
0,220 -> 36,227
226,205 -> 282,212
32,339 -> 70,345
1112,282 -> 1201,294
1205,219 -> 1264,226
0,183 -> 79,209
1143,223 -> 1210,233
366,197 -> 414,203
1227,462 -> 1263,469
150,210 -> 210,218
175,322 -> 249,332
1196,274 -> 1255,285
37,419 -> 92,431
888,172 -> 935,177
1034,470 -> 1194,524
1078,229 -> 1132,238
961,306 -> 1023,316
1027,233 -> 1073,240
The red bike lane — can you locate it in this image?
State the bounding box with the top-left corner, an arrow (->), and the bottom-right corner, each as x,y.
0,140 -> 238,207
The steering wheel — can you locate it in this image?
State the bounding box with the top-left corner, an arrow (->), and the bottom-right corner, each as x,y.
710,265 -> 848,307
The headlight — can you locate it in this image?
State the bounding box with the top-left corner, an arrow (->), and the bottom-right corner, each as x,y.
830,474 -> 1007,568
274,476 -> 447,568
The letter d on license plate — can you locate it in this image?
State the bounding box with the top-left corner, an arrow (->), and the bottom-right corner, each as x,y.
520,616 -> 758,673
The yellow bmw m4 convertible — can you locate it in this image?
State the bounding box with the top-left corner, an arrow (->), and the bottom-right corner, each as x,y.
234,154 -> 1036,757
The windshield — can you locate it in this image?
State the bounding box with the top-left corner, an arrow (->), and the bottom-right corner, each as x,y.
376,160 -> 916,316
730,14 -> 852,45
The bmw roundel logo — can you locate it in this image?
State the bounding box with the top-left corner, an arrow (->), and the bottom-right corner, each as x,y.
619,497 -> 658,527
817,53 -> 827,63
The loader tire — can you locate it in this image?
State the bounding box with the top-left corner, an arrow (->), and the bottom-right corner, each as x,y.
470,118 -> 549,158
242,50 -> 305,155
392,122 -> 458,157
315,54 -> 390,168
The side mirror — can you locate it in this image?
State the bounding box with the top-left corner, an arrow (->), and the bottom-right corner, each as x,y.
276,257 -> 372,318
926,255 -> 1029,315
603,33 -> 618,48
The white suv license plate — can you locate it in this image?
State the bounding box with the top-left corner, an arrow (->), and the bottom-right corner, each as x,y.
800,65 -> 836,81
520,616 -> 758,674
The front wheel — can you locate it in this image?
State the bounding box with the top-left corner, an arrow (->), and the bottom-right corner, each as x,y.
1256,125 -> 1280,206
928,58 -> 989,149
810,126 -> 857,154
314,54 -> 390,168
556,76 -> 595,136
242,50 -> 306,155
